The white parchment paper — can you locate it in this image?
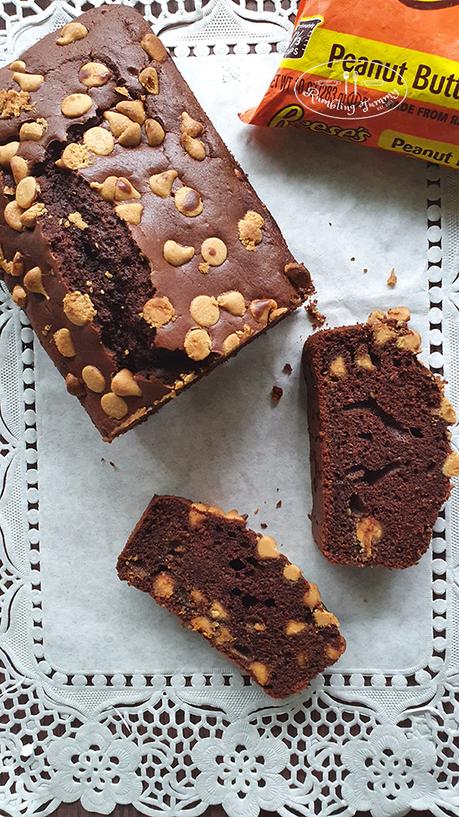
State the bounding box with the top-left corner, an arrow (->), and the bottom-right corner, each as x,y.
38,54 -> 432,679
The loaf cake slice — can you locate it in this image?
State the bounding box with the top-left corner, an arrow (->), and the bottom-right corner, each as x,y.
0,6 -> 312,440
117,495 -> 346,697
303,308 -> 458,568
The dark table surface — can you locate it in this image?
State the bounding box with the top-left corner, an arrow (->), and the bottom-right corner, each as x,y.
51,807 -> 434,817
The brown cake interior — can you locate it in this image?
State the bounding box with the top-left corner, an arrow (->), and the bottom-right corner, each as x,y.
117,495 -> 346,698
303,310 -> 454,568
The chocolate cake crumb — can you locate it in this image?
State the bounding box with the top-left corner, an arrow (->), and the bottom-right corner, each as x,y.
302,307 -> 457,568
271,385 -> 283,404
117,495 -> 346,697
283,363 -> 293,375
260,522 -> 268,529
276,500 -> 282,509
306,300 -> 326,329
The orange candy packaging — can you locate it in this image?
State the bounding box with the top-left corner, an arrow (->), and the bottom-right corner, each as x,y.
240,0 -> 459,169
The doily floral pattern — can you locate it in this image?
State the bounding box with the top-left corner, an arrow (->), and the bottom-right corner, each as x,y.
47,723 -> 142,814
0,2 -> 458,816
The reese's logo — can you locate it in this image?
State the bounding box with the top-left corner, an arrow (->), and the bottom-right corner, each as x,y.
399,0 -> 459,9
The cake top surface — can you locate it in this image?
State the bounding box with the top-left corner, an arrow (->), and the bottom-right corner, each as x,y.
0,5 -> 310,361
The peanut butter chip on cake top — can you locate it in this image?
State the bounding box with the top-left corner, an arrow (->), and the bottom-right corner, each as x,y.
63,291 -> 96,325
142,296 -> 175,328
238,211 -> 264,250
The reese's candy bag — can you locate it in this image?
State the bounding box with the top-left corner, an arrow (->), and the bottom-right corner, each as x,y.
240,0 -> 459,169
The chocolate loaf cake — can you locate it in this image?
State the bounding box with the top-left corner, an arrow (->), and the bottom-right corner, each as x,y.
303,308 -> 459,568
117,495 -> 346,697
0,6 -> 312,440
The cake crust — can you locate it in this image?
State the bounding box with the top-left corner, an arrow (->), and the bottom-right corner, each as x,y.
303,308 -> 457,568
0,6 -> 312,440
117,495 -> 346,698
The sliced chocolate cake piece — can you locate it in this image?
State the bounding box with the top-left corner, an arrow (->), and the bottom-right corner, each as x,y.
303,308 -> 458,568
0,5 -> 313,440
117,495 -> 346,698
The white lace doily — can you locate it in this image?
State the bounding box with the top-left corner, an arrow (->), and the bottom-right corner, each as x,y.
1,3 -> 459,816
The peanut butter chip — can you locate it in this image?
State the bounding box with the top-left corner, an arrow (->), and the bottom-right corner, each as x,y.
189,295 -> 220,327
83,127 -> 115,156
10,156 -> 29,183
12,285 -> 27,307
56,22 -> 88,45
356,516 -> 383,559
387,306 -> 411,322
303,583 -> 321,609
145,118 -> 165,146
103,111 -> 131,137
81,365 -> 106,393
249,298 -> 277,324
0,90 -> 32,118
180,111 -> 204,137
217,291 -> 245,316
153,572 -> 175,598
61,93 -> 93,118
355,352 -> 375,371
174,186 -> 203,217
201,237 -> 227,266
20,203 -> 46,227
4,201 -> 24,232
285,620 -> 306,636
54,328 -> 75,358
104,177 -> 140,202
15,177 -> 37,210
256,535 -> 279,559
67,212 -> 88,230
13,72 -> 44,92
115,203 -> 143,224
142,296 -> 175,328
222,333 -> 240,355
19,121 -> 44,142
138,66 -> 159,94
181,133 -> 206,160
115,100 -> 146,124
100,392 -> 128,420
443,452 -> 459,477
79,62 -> 112,88
249,661 -> 269,686
184,328 -> 212,361
396,330 -> 421,353
313,609 -> 340,629
238,210 -> 264,250
163,240 -> 195,266
325,643 -> 344,662
190,616 -> 214,637
63,291 -> 96,326
283,563 -> 301,581
141,32 -> 168,63
11,252 -> 23,277
23,266 -> 48,298
111,369 -> 142,398
57,143 -> 92,170
149,170 -> 178,197
210,601 -> 228,620
330,355 -> 347,378
118,123 -> 142,148
0,142 -> 19,165
373,322 -> 397,346
9,60 -> 26,72
438,396 -> 456,424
